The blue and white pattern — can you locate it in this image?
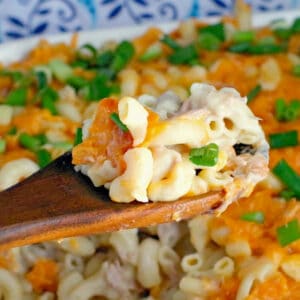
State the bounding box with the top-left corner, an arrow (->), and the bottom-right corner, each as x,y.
0,0 -> 299,42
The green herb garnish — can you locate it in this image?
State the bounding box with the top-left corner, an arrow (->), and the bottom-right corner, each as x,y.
273,159 -> 300,198
110,112 -> 129,132
74,128 -> 83,146
19,133 -> 44,152
0,139 -> 6,153
293,65 -> 300,77
199,23 -> 225,42
247,84 -> 261,103
275,98 -> 300,122
198,33 -> 222,51
269,130 -> 298,149
5,87 -> 27,106
111,41 -> 135,73
35,71 -> 48,90
232,30 -> 255,43
39,87 -> 58,115
291,17 -> 300,34
168,44 -> 198,65
0,70 -> 24,82
77,43 -> 97,61
66,76 -> 88,89
139,44 -> 162,62
51,141 -> 73,151
277,219 -> 300,246
161,35 -> 180,50
7,126 -> 17,135
36,149 -> 52,168
189,143 -> 219,166
280,189 -> 296,201
48,59 -> 73,82
82,74 -> 112,101
241,211 -> 265,224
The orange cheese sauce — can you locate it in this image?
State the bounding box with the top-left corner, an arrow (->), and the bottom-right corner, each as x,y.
26,259 -> 59,293
72,98 -> 133,172
209,188 -> 300,299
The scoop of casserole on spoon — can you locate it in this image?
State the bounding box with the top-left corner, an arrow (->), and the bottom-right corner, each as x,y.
0,83 -> 269,250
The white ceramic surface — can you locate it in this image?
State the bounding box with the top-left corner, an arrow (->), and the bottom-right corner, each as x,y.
0,10 -> 299,65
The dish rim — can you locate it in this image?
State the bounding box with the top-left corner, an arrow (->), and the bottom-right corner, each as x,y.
0,10 -> 299,64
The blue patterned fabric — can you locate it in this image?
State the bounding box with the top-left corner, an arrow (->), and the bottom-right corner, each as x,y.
0,0 -> 299,42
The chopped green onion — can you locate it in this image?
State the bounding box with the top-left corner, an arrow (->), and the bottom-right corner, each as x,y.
51,141 -> 73,151
111,41 -> 135,73
293,65 -> 300,77
228,42 -> 252,53
277,219 -> 300,246
168,44 -> 198,65
139,43 -> 162,62
291,17 -> 300,34
199,23 -> 225,42
275,98 -> 300,122
7,126 -> 17,135
19,133 -> 43,151
280,189 -> 295,200
161,35 -> 199,65
74,128 -> 83,146
228,41 -> 284,55
42,97 -> 58,115
5,87 -> 27,106
110,112 -> 129,132
161,35 -> 180,50
39,87 -> 58,115
34,65 -> 51,81
273,159 -> 300,198
276,98 -> 290,121
97,68 -> 115,81
109,83 -> 121,95
48,59 -> 73,82
247,84 -> 261,103
189,143 -> 219,167
0,70 -> 24,82
110,55 -> 126,73
248,43 -> 284,55
198,32 -> 222,51
270,18 -> 288,30
275,27 -> 292,40
116,41 -> 135,61
240,211 -> 265,224
0,139 -> 6,153
34,134 -> 48,145
97,50 -> 114,68
269,130 -> 298,149
71,60 -> 90,69
36,149 -> 52,168
77,44 -> 97,61
232,30 -> 255,43
82,75 -> 111,101
66,76 -> 88,89
273,27 -> 292,40
35,71 -> 48,90
258,36 -> 277,45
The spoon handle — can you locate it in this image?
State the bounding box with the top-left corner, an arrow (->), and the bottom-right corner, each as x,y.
0,152 -> 223,250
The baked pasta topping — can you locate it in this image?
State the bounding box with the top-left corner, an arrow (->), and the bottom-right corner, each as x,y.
1,5 -> 300,299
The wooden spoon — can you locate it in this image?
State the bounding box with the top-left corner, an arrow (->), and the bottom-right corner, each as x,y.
0,151 -> 224,250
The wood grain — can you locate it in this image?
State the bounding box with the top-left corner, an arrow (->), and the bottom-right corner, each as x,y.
0,152 -> 223,250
